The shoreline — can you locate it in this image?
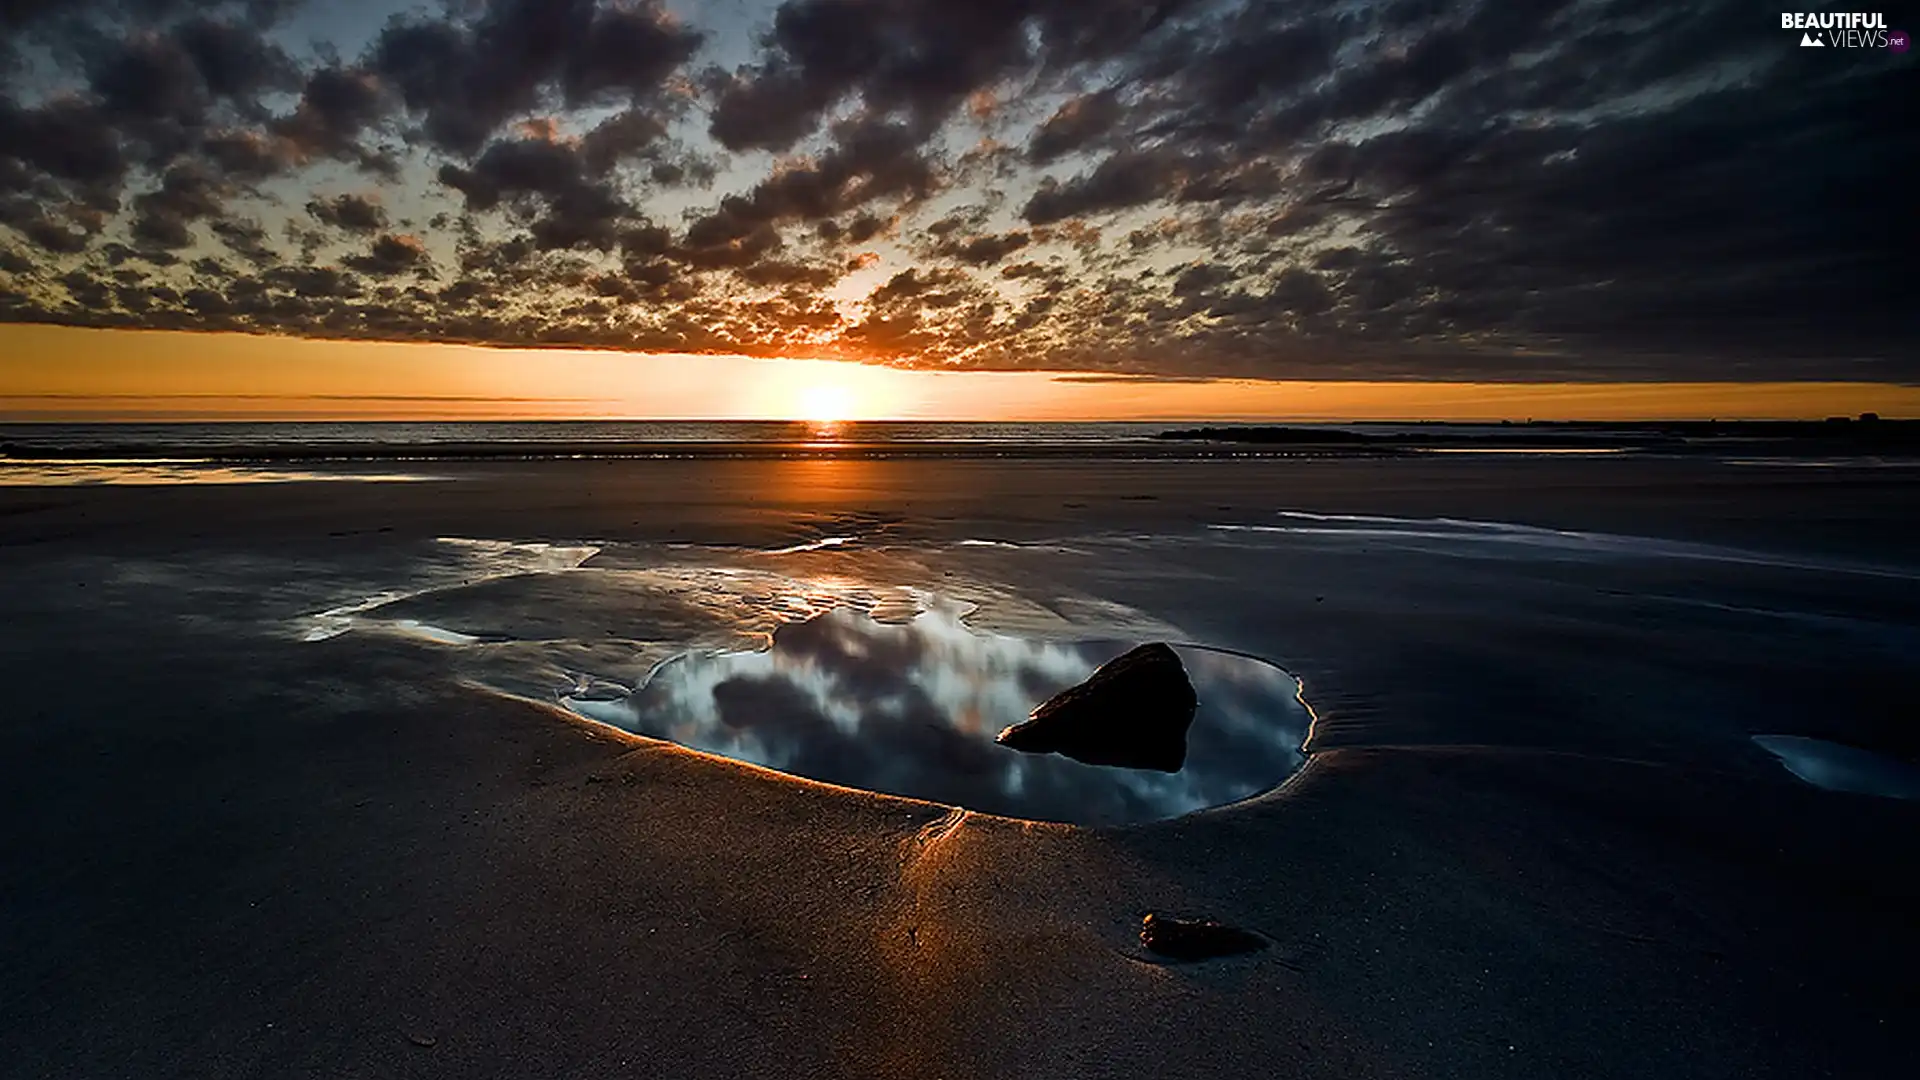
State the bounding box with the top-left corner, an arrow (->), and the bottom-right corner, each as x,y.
4,417 -> 1918,465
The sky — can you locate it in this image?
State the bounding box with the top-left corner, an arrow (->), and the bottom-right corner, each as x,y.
0,1 -> 1913,419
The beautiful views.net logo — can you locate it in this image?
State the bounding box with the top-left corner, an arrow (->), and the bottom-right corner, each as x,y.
1781,12 -> 1908,50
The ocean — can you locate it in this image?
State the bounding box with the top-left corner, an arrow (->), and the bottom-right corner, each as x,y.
0,420 -> 1174,453
0,418 -> 1686,461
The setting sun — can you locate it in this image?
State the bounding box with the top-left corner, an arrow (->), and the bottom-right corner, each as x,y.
797,384 -> 855,423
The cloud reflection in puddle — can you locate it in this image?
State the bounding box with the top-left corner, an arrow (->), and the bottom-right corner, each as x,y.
564,606 -> 1309,826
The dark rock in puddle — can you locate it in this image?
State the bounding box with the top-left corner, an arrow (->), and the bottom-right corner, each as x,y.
996,642 -> 1196,772
1139,913 -> 1269,961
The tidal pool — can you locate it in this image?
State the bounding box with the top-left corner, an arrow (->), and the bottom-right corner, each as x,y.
562,606 -> 1311,826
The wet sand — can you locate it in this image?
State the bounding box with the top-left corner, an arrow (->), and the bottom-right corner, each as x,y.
2,455 -> 1917,1078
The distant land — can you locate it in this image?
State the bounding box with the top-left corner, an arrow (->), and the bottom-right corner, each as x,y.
1155,416 -> 1918,455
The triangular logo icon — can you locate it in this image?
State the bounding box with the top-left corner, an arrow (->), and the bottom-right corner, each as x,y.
1800,31 -> 1823,46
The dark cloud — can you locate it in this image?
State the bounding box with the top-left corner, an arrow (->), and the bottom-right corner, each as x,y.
208,215 -> 275,265
372,0 -> 701,157
341,233 -> 428,277
0,97 -> 128,191
1027,90 -> 1124,164
67,14 -> 301,177
1051,373 -> 1224,385
86,16 -> 294,117
277,65 -> 383,152
8,211 -> 91,253
580,108 -> 669,172
0,0 -> 1910,380
305,193 -> 387,234
438,132 -> 632,251
176,17 -> 297,101
129,162 -> 227,249
1023,148 -> 1183,225
735,258 -> 836,288
678,115 -> 934,271
199,128 -> 290,179
262,263 -> 361,300
708,0 -> 1186,152
934,228 -> 1030,266
88,32 -> 209,130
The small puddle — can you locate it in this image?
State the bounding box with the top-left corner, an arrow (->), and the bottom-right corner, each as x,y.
562,606 -> 1310,826
1753,735 -> 1920,800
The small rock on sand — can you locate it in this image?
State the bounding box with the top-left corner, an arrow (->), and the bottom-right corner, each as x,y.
1139,913 -> 1268,961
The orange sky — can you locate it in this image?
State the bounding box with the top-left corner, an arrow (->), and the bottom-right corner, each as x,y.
2,324 -> 1915,421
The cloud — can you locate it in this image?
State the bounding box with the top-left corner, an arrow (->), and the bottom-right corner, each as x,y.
305,193 -> 386,233
935,229 -> 1030,266
438,131 -> 634,251
0,97 -> 128,192
271,66 -> 387,166
341,233 -> 427,276
1023,148 -> 1185,225
1050,374 -> 1225,385
677,115 -> 934,269
1027,90 -> 1125,164
0,0 -> 1909,381
130,162 -> 228,249
7,211 -> 91,253
371,0 -> 701,156
707,0 -> 1184,152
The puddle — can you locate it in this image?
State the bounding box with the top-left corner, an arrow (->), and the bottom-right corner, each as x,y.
0,461 -> 438,486
1206,512 -> 1920,579
1753,735 -> 1920,800
296,539 -> 602,641
561,605 -> 1309,827
292,539 -> 1311,825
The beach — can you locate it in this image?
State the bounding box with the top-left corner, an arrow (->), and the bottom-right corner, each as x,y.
2,452 -> 1917,1078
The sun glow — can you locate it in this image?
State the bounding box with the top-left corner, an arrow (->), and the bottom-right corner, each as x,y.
5,327 -> 1919,422
797,384 -> 856,423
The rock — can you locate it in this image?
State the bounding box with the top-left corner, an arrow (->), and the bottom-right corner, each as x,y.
996,642 -> 1196,772
1139,913 -> 1268,960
